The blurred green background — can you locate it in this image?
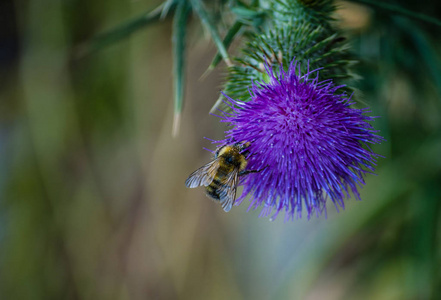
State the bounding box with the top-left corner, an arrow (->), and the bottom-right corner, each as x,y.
1,0 -> 440,299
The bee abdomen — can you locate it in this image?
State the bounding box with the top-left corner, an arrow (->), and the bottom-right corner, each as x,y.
205,184 -> 221,200
211,178 -> 222,186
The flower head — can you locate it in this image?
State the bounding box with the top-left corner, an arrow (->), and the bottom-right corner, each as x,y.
216,61 -> 383,221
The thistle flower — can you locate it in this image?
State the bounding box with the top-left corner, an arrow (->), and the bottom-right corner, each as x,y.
217,61 -> 383,221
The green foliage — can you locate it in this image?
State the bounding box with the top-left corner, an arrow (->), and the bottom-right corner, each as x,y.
352,0 -> 441,28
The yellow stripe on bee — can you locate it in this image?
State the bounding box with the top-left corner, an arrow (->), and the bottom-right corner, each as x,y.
239,159 -> 248,171
218,145 -> 234,157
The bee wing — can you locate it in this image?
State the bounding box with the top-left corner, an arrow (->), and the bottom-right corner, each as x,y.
217,169 -> 239,212
185,159 -> 220,188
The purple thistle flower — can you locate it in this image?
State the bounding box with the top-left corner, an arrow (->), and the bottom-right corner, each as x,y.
216,61 -> 384,221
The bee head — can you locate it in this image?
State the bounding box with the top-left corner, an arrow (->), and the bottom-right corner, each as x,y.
233,141 -> 251,154
215,141 -> 251,158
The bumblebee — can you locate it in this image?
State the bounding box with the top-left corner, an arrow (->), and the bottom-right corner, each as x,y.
185,142 -> 258,212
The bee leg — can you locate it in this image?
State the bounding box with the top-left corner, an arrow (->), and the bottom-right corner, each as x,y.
239,169 -> 260,176
239,166 -> 268,176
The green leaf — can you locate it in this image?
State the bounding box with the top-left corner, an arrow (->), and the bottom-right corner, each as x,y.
352,0 -> 441,28
172,1 -> 191,137
75,3 -> 167,58
207,21 -> 243,71
231,5 -> 265,20
161,0 -> 177,19
396,18 -> 441,99
189,0 -> 232,67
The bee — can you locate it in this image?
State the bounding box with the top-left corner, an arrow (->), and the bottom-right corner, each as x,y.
185,142 -> 259,212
